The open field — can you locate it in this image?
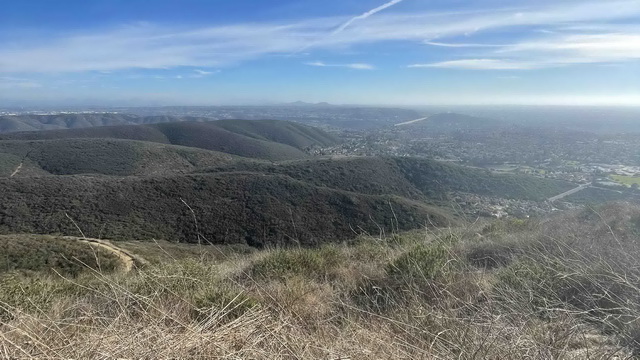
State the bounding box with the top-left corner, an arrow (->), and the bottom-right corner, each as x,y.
611,174 -> 640,187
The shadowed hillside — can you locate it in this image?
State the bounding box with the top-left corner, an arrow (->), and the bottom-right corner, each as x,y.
213,119 -> 337,148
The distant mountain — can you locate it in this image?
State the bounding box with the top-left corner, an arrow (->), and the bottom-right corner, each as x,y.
284,101 -> 333,107
0,119 -> 339,161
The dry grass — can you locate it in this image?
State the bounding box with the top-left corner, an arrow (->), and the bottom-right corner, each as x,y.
2,203 -> 640,358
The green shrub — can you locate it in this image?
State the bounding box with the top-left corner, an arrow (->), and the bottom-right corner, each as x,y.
250,246 -> 345,281
386,242 -> 454,281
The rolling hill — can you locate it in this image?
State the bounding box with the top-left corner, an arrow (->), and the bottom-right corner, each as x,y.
0,119 -> 339,162
0,138 -> 238,177
0,113 -> 201,133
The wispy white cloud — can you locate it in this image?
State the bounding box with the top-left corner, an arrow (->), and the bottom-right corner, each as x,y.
409,59 -> 540,70
0,76 -> 43,89
0,0 -> 639,73
419,32 -> 640,70
306,61 -> 374,70
424,41 -> 504,48
194,69 -> 216,75
190,69 -> 220,78
500,33 -> 640,62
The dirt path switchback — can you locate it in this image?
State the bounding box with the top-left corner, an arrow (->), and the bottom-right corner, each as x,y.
63,236 -> 147,272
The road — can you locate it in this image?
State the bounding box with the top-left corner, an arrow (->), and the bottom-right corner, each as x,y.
547,183 -> 590,202
394,115 -> 431,126
9,162 -> 23,177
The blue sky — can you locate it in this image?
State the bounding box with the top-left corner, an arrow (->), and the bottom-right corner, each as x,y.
1,0 -> 639,106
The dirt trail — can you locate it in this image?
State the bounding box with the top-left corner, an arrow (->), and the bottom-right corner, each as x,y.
9,162 -> 23,177
63,236 -> 146,272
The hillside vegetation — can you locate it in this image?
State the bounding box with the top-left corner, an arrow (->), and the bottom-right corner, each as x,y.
0,172 -> 454,245
1,203 -> 639,358
0,154 -> 572,245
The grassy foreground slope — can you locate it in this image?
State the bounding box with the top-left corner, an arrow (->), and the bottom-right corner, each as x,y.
1,203 -> 639,358
0,119 -> 339,161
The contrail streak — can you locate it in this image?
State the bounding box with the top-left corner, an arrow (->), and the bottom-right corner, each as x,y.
332,0 -> 405,35
291,0 -> 404,54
